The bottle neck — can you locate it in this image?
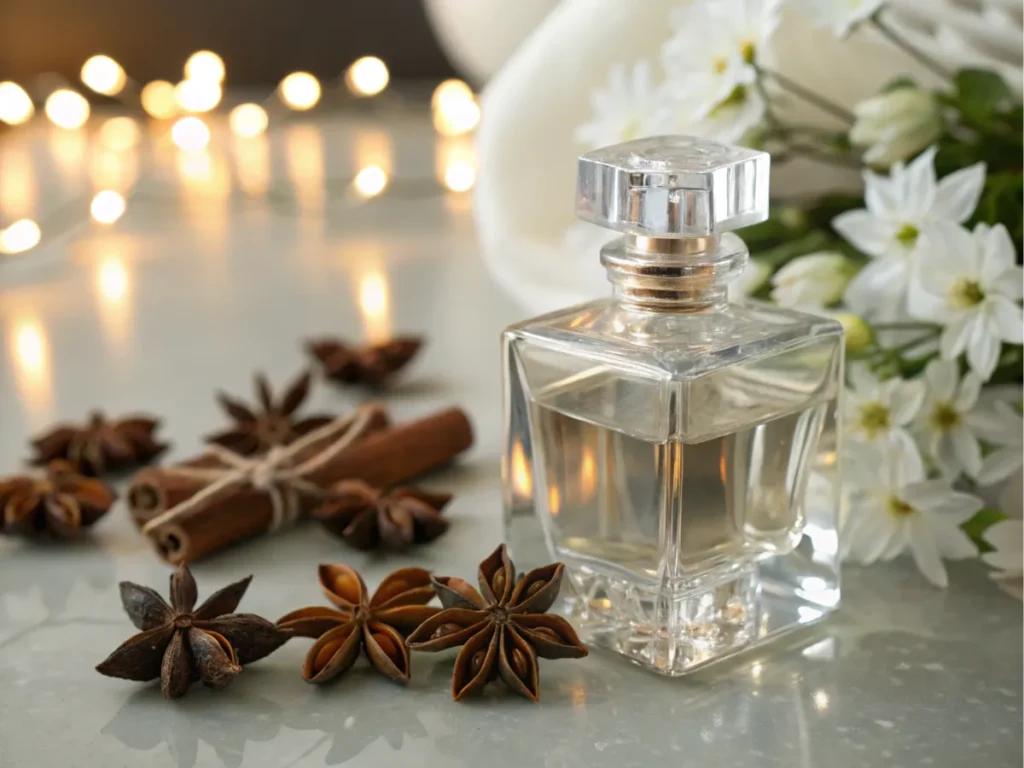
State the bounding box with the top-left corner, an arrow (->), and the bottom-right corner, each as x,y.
600,233 -> 748,312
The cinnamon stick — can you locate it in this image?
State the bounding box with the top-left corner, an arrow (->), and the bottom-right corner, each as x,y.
129,406 -> 472,564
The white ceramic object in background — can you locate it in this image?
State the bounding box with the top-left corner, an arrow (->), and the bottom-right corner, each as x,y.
422,0 -> 559,85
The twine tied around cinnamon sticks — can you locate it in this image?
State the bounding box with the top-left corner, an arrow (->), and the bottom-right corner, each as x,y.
128,405 -> 474,564
142,406 -> 378,535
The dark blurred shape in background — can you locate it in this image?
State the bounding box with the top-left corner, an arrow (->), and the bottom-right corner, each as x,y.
0,0 -> 458,85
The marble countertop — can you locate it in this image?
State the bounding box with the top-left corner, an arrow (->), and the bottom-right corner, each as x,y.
0,106 -> 1020,768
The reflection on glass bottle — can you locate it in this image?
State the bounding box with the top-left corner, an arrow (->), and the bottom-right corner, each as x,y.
502,137 -> 843,675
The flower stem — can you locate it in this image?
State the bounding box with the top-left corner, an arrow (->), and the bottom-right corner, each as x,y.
756,66 -> 856,124
871,16 -> 953,81
873,321 -> 939,332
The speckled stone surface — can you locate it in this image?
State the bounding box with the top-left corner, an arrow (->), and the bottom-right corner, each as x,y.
0,108 -> 1020,768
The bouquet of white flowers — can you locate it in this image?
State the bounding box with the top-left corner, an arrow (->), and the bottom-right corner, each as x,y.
575,0 -> 1023,592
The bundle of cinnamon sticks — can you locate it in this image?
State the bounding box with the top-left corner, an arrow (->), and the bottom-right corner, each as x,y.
127,405 -> 473,564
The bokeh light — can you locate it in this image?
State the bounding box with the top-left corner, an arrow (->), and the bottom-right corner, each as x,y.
353,165 -> 388,198
141,80 -> 177,119
0,82 -> 34,125
81,55 -> 127,96
171,116 -> 211,152
0,219 -> 42,254
90,190 -> 127,224
432,80 -> 480,136
44,89 -> 90,129
443,161 -> 476,192
175,79 -> 222,113
184,51 -> 225,83
98,116 -> 141,150
279,72 -> 321,110
229,103 -> 268,138
345,57 -> 389,96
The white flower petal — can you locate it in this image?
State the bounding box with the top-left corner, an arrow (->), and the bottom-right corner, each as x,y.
892,438 -> 926,485
929,516 -> 979,560
977,448 -> 1024,486
858,512 -> 902,564
939,314 -> 973,362
925,358 -> 958,401
847,364 -> 880,397
833,210 -> 894,259
844,258 -> 909,318
991,267 -> 1024,302
889,379 -> 926,425
907,515 -> 949,587
932,434 -> 961,478
982,550 -> 1024,573
978,223 -> 1018,284
950,425 -> 983,477
982,519 -> 1023,553
965,326 -> 1000,381
932,161 -> 986,223
901,145 -> 938,218
863,170 -> 903,218
955,371 -> 983,410
990,296 -> 1024,344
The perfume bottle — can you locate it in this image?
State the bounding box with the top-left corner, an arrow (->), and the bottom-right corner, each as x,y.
501,136 -> 843,675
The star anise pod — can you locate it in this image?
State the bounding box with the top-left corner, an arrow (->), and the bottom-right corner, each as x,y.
0,460 -> 115,539
277,565 -> 440,684
313,480 -> 451,551
96,565 -> 291,699
406,544 -> 588,702
30,411 -> 167,476
306,336 -> 423,389
204,370 -> 334,456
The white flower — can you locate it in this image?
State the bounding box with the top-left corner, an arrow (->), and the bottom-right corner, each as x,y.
981,519 -> 1023,583
844,364 -> 925,452
730,258 -> 771,300
770,251 -> 857,308
842,441 -> 981,588
793,0 -> 885,37
658,0 -> 778,141
917,359 -> 987,479
575,60 -> 662,149
833,146 -> 986,320
971,400 -> 1024,486
909,223 -> 1024,381
850,87 -> 943,166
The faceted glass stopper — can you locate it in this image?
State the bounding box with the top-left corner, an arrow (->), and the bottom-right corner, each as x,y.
576,135 -> 770,238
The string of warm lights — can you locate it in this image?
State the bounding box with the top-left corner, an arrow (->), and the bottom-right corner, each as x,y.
0,51 -> 482,256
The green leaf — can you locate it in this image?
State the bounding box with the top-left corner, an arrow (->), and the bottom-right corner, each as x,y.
882,76 -> 918,93
954,68 -> 1013,119
961,508 -> 1008,553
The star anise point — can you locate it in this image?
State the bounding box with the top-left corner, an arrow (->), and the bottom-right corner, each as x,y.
406,544 -> 587,702
278,564 -> 441,686
96,565 -> 289,699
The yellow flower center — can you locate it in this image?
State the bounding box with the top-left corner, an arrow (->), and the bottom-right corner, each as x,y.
887,496 -> 915,518
949,278 -> 985,310
713,57 -> 729,75
858,402 -> 891,438
895,223 -> 919,247
930,402 -> 961,432
740,40 -> 756,65
711,85 -> 748,115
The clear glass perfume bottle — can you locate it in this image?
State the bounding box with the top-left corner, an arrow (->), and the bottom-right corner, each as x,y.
501,136 -> 843,675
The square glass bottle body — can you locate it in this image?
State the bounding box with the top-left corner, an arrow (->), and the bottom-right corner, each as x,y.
502,298 -> 843,675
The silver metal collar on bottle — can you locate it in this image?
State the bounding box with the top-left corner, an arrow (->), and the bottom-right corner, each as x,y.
576,136 -> 770,310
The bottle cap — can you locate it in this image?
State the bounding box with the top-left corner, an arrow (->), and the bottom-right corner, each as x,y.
576,135 -> 770,237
